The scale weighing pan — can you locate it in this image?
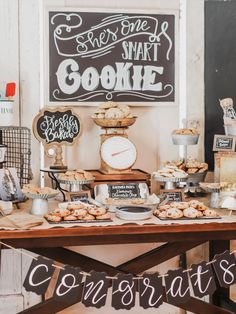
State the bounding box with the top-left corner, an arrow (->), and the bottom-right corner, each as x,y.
116,206 -> 152,220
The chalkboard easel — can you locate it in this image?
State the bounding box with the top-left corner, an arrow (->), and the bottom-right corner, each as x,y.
160,189 -> 184,203
67,191 -> 91,203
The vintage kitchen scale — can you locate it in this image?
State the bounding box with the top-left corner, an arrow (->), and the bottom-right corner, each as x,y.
93,116 -> 138,174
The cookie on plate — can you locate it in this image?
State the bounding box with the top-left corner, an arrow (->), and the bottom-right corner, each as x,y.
45,214 -> 62,222
96,213 -> 111,220
166,208 -> 183,219
52,208 -> 70,217
88,207 -> 107,216
82,214 -> 96,221
153,209 -> 161,216
188,200 -> 201,209
64,215 -> 78,221
159,204 -> 170,211
72,209 -> 87,217
203,209 -> 218,217
183,207 -> 199,218
158,211 -> 167,218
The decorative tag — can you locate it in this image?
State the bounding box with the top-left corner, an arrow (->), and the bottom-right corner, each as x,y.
165,268 -> 190,305
212,250 -> 236,288
82,271 -> 109,308
139,273 -> 163,309
189,261 -> 216,297
53,266 -> 83,304
112,273 -> 136,310
23,256 -> 54,295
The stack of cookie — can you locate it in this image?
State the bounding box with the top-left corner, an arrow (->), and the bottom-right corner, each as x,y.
153,200 -> 219,219
163,159 -> 208,174
172,128 -> 199,135
22,184 -> 58,196
45,201 -> 110,223
58,170 -> 94,182
92,101 -> 133,119
153,165 -> 188,179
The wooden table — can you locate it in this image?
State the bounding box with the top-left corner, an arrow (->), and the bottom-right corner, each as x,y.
1,222 -> 236,314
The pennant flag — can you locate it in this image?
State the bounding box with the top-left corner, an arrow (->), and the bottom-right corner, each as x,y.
23,256 -> 54,295
112,273 -> 137,310
139,273 -> 163,309
189,261 -> 216,297
82,271 -> 109,308
165,268 -> 190,305
53,266 -> 83,304
213,250 -> 236,288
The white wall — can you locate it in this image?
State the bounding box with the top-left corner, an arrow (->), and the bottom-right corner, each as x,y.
0,0 -> 205,313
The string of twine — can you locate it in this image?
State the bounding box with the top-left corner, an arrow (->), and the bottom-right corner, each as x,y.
1,241 -> 235,280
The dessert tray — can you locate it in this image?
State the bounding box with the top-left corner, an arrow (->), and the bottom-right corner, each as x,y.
153,200 -> 221,221
44,200 -> 112,224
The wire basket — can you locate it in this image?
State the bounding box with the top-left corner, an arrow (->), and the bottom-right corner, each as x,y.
0,127 -> 32,187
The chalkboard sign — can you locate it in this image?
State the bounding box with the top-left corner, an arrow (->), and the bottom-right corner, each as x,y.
108,183 -> 140,199
161,189 -> 183,202
205,2 -> 236,169
49,10 -> 175,102
33,107 -> 81,146
213,135 -> 236,152
68,191 -> 91,203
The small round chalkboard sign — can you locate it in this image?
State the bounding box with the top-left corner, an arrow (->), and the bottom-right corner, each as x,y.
33,107 -> 82,169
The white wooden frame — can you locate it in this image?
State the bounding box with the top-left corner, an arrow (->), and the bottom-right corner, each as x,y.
43,7 -> 179,107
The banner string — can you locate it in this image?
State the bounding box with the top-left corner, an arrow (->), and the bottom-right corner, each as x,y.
1,240 -> 236,280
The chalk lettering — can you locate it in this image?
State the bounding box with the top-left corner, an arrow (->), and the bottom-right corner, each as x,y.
141,277 -> 162,307
56,274 -> 81,297
83,280 -> 106,304
28,264 -> 52,287
190,265 -> 213,294
219,259 -> 236,285
113,280 -> 135,306
56,59 -> 164,94
39,114 -> 79,143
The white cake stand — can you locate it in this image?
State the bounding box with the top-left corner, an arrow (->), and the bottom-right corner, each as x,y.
152,175 -> 188,190
199,184 -> 221,208
58,178 -> 95,192
24,192 -> 59,215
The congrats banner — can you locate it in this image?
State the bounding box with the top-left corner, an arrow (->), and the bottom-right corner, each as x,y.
49,10 -> 175,102
20,248 -> 236,310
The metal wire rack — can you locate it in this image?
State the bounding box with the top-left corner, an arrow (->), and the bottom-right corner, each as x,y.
0,127 -> 32,187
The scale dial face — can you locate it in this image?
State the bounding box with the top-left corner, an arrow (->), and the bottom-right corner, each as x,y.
101,136 -> 137,170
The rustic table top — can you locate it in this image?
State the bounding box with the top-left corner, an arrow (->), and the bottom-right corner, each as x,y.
1,221 -> 236,248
